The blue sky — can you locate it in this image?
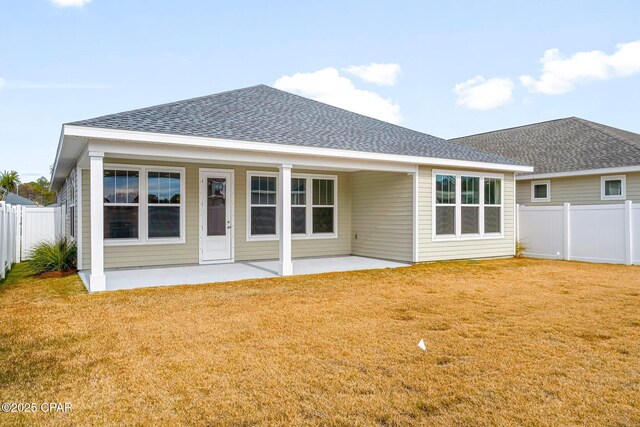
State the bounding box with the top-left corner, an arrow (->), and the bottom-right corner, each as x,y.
1,0 -> 639,182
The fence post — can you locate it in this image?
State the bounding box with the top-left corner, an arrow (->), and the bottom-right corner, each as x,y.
14,206 -> 20,263
1,202 -> 6,279
625,200 -> 633,265
563,202 -> 571,261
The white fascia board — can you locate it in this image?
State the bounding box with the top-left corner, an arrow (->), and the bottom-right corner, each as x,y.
64,125 -> 534,173
516,165 -> 640,180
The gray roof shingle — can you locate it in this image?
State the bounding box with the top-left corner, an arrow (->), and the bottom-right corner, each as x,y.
2,192 -> 36,205
68,84 -> 523,166
451,117 -> 640,175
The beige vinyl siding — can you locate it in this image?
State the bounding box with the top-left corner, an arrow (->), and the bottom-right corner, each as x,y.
517,172 -> 640,206
418,167 -> 515,262
82,160 -> 351,270
351,171 -> 413,262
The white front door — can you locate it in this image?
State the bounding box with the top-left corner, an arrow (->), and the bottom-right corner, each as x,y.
199,170 -> 233,263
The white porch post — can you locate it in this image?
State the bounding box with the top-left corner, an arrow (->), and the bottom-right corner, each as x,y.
278,164 -> 293,276
89,152 -> 106,292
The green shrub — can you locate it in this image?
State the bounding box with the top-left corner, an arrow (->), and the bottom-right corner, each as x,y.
29,238 -> 77,274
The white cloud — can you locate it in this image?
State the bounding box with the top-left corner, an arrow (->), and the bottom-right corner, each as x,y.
274,67 -> 402,124
520,41 -> 640,95
454,75 -> 514,110
344,63 -> 401,86
50,0 -> 92,7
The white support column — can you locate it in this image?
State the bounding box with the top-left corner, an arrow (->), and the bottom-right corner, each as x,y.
411,166 -> 419,263
89,152 -> 106,292
278,164 -> 293,276
624,200 -> 633,265
563,202 -> 571,261
76,166 -> 83,270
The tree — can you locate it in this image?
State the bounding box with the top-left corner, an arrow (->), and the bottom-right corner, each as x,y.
0,170 -> 20,193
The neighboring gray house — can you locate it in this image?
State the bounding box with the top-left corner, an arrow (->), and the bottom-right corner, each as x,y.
50,85 -> 531,292
452,117 -> 640,206
2,191 -> 37,206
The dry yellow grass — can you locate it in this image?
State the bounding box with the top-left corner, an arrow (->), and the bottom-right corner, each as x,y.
0,258 -> 639,426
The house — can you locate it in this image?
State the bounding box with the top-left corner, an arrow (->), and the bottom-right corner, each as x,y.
1,191 -> 37,206
452,117 -> 640,206
50,85 -> 532,292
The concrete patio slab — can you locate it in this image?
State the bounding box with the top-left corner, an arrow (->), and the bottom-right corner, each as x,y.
78,256 -> 410,292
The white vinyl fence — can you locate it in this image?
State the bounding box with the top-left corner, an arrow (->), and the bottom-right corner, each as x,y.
1,202 -> 20,279
517,201 -> 638,265
0,202 -> 63,279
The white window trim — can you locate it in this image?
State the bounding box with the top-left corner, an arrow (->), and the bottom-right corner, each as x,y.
292,173 -> 338,240
246,171 -> 279,242
431,169 -> 504,242
600,175 -> 626,201
531,180 -> 551,203
104,164 -> 186,246
246,171 -> 339,242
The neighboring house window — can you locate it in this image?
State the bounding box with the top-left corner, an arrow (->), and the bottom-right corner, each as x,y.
247,172 -> 338,240
433,171 -> 503,239
249,174 -> 277,236
147,171 -> 182,238
104,169 -> 140,240
531,180 -> 550,202
103,165 -> 185,244
601,175 -> 626,201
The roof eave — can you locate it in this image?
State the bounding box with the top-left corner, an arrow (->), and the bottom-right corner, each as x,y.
63,125 -> 534,173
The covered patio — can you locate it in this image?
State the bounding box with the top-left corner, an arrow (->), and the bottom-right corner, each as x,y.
78,256 -> 409,292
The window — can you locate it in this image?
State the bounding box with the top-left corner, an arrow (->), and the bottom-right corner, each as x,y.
461,176 -> 480,234
433,171 -> 503,239
312,178 -> 335,234
601,175 -> 626,201
103,165 -> 185,244
291,177 -> 306,234
104,169 -> 140,239
247,172 -> 338,240
147,171 -> 181,238
70,206 -> 75,238
250,174 -> 277,236
484,178 -> 501,234
531,180 -> 550,202
435,174 -> 456,235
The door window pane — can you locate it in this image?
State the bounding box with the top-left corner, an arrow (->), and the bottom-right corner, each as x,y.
104,206 -> 138,239
207,178 -> 226,236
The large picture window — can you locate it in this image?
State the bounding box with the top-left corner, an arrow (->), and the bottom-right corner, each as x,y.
433,171 -> 503,239
103,165 -> 185,245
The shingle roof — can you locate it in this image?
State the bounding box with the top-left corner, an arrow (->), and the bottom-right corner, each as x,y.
451,117 -> 640,175
3,192 -> 36,205
68,84 -> 522,166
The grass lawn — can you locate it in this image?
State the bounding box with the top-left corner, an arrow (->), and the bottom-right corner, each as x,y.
0,259 -> 639,426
